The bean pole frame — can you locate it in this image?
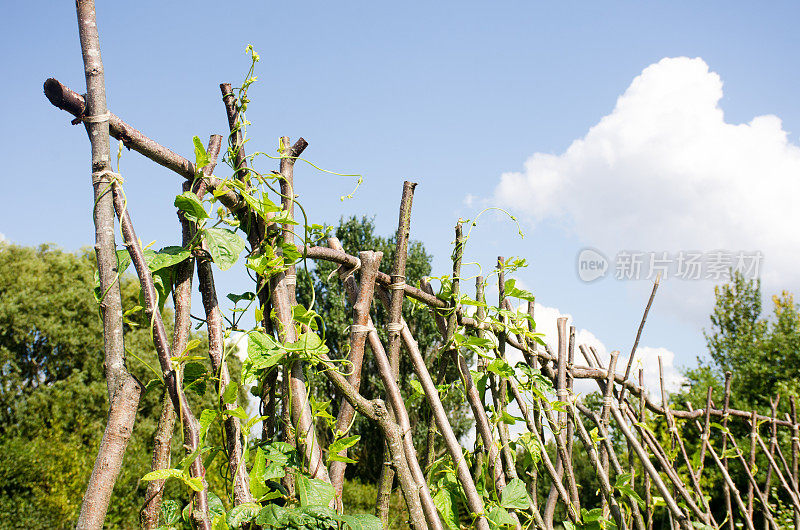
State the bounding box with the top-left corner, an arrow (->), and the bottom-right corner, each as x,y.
51,3 -> 800,529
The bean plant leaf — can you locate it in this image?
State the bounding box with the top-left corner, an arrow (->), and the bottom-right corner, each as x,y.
338,514 -> 383,530
183,476 -> 204,492
270,210 -> 300,226
295,473 -> 335,507
141,468 -> 183,482
145,246 -> 192,272
246,247 -> 286,280
174,191 -> 209,222
116,249 -> 132,275
292,304 -> 320,330
243,331 -> 286,383
199,409 -> 217,444
227,291 -> 255,304
455,332 -> 496,359
183,361 -> 207,396
284,332 -> 329,356
193,135 -> 210,169
255,504 -> 286,526
433,488 -> 460,530
504,279 -> 536,302
211,514 -> 229,530
203,228 -> 245,271
500,478 -> 531,510
487,359 -> 515,379
281,241 -> 302,263
222,382 -> 239,405
231,184 -> 282,221
500,410 -> 523,425
161,500 -> 181,525
224,406 -> 248,421
207,491 -> 225,521
249,448 -> 267,499
329,435 -> 360,454
227,502 -> 261,528
487,506 -> 516,528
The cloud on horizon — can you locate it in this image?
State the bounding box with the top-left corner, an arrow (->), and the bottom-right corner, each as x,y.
515,302 -> 683,398
492,56 -> 800,320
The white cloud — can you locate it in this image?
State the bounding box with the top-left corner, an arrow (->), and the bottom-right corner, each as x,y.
486,301 -> 683,445
520,302 -> 683,399
0,232 -> 6,243
493,57 -> 800,317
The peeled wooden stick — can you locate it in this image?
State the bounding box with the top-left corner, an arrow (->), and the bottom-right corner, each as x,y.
270,265 -> 329,484
544,318 -> 580,526
538,388 -> 582,525
690,418 -> 755,530
338,251 -> 443,529
689,404 -> 777,530
566,326 -> 577,509
72,5 -> 145,527
397,314 -> 487,530
577,351 -> 701,525
376,181 -> 417,525
747,410 -> 759,519
416,234 -> 507,502
792,397 -> 800,530
600,351 -> 619,518
327,240 -> 447,527
189,136 -> 253,506
658,357 -> 715,525
773,435 -> 800,496
722,372 -> 734,530
577,405 -> 646,530
697,386 -> 714,480
495,257 -> 519,484
508,380 -> 578,525
577,351 -> 708,527
608,402 -> 690,529
316,354 -> 429,530
374,237 -> 490,529
44,78 -> 244,212
142,136 -> 222,527
752,429 -> 800,512
566,400 -> 627,530
621,403 -> 707,524
618,275 -> 659,404
763,396 -> 781,513
111,186 -> 211,529
328,251 -> 382,502
573,349 -> 645,530
470,277 -> 487,477
526,300 -> 542,513
638,370 -> 652,530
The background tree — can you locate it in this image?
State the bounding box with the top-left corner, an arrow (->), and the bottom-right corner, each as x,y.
297,216 -> 474,484
675,270 -> 800,526
681,270 -> 800,410
0,244 -> 232,528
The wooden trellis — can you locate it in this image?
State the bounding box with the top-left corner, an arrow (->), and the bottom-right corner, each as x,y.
48,3 -> 800,530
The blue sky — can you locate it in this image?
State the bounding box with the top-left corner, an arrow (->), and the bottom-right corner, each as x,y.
3,1 -> 800,388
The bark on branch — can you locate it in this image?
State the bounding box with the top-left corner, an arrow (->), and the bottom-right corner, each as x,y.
74,2 -> 143,527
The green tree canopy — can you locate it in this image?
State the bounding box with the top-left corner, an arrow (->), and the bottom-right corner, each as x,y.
681,270 -> 800,411
0,244 -> 228,528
